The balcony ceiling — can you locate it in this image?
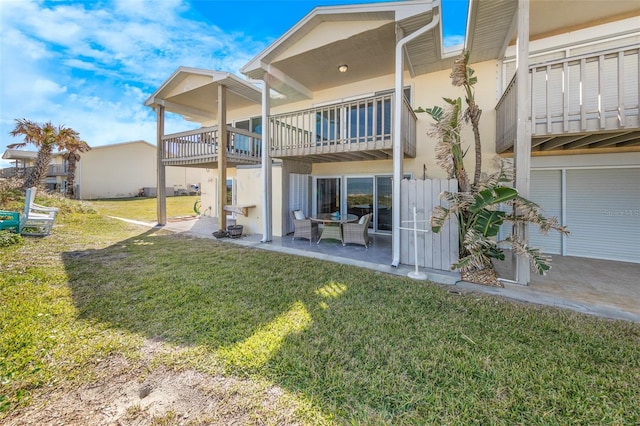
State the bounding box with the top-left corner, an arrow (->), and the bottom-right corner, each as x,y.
467,0 -> 640,64
242,0 -> 448,105
145,67 -> 262,122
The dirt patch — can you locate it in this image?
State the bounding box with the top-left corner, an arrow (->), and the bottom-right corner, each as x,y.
4,340 -> 301,426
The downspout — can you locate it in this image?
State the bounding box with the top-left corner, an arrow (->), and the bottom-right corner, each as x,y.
260,76 -> 273,242
391,10 -> 440,267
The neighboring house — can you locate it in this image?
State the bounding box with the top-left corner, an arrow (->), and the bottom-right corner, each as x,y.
1,149 -> 69,192
1,140 -> 202,200
146,0 -> 640,278
75,140 -> 202,199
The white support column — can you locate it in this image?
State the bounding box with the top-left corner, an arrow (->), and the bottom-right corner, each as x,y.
156,105 -> 166,225
261,76 -> 272,242
514,0 -> 531,285
217,85 -> 227,231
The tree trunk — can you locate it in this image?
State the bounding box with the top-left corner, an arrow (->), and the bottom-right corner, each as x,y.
66,158 -> 77,198
469,104 -> 482,187
23,145 -> 53,190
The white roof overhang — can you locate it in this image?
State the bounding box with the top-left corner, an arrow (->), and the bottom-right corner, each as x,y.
241,0 -> 448,105
145,67 -> 262,122
466,0 -> 640,63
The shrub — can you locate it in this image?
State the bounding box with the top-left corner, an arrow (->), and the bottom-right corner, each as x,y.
0,230 -> 22,247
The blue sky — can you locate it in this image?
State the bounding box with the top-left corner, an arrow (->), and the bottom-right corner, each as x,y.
0,0 -> 468,167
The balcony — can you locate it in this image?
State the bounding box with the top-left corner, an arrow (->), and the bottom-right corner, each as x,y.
47,165 -> 68,176
496,45 -> 640,153
161,125 -> 262,167
0,165 -> 68,178
269,93 -> 416,163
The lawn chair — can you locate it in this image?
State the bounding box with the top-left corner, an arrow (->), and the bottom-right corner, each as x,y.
20,187 -> 58,236
0,210 -> 21,233
291,210 -> 318,244
341,213 -> 372,249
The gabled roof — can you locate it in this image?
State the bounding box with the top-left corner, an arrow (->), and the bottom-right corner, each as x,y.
241,0 -> 447,104
145,67 -> 262,122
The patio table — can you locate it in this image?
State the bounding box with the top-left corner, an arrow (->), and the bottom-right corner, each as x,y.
310,213 -> 358,244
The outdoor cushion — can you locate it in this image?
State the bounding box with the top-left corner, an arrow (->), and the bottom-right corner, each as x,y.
293,210 -> 305,220
358,215 -> 367,225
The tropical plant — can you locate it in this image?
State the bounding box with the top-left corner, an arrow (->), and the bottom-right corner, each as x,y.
8,119 -> 85,191
61,139 -> 91,198
417,51 -> 568,283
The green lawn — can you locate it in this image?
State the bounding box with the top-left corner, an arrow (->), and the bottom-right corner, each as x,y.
1,198 -> 639,424
88,195 -> 200,222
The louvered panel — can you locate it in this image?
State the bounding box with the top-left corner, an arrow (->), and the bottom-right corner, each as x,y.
289,173 -> 311,234
602,55 -> 619,114
624,51 -> 639,108
582,59 -> 600,117
565,168 -> 640,263
529,171 -> 562,255
532,69 -> 548,123
567,62 -> 582,117
547,66 -> 564,120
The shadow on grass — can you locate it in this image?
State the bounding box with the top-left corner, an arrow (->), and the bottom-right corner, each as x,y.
62,227 -> 640,424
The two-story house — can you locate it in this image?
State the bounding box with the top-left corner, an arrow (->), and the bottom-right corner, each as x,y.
146,0 -> 639,280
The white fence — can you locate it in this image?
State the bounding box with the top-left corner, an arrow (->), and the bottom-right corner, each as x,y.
400,179 -> 459,271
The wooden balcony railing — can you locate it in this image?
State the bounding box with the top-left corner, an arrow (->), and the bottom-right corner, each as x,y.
0,165 -> 68,178
269,93 -> 416,162
496,45 -> 640,153
161,125 -> 261,166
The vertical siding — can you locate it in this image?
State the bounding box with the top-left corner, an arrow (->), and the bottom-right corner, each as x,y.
288,173 -> 311,234
528,170 -> 563,254
400,179 -> 458,271
565,168 -> 640,262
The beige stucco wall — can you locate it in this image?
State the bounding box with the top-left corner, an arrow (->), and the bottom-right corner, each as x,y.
77,141 -> 202,199
196,59 -> 500,237
310,59 -> 500,180
199,164 -> 283,236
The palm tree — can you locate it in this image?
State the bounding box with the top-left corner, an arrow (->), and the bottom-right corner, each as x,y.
61,139 -> 91,198
8,119 -> 84,191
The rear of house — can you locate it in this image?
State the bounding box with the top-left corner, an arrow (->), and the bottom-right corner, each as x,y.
147,0 -> 640,272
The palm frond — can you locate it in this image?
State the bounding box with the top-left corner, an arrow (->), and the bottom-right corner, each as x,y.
505,235 -> 553,275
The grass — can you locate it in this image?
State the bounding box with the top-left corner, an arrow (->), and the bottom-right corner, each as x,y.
87,195 -> 200,222
1,196 -> 639,424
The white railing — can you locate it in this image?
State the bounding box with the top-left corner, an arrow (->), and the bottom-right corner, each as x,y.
269,93 -> 417,158
496,45 -> 640,152
162,125 -> 261,165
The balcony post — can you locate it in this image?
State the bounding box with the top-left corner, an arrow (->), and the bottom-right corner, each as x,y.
514,0 -> 531,285
261,77 -> 272,242
217,85 -> 228,231
156,105 -> 166,225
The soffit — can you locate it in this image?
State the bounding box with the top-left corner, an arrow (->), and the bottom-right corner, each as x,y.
242,1 -> 445,104
145,67 -> 261,122
466,0 -> 640,63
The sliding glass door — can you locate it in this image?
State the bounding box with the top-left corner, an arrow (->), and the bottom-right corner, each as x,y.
314,174 -> 401,233
376,176 -> 392,231
315,177 -> 341,214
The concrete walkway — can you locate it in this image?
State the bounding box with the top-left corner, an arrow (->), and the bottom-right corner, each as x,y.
142,216 -> 640,324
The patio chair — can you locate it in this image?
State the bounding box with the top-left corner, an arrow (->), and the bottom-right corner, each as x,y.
341,213 -> 372,249
20,187 -> 58,236
291,210 -> 318,244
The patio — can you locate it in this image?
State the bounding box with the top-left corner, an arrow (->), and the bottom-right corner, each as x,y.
160,216 -> 640,323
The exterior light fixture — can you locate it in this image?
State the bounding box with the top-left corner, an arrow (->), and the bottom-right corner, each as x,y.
338,64 -> 348,73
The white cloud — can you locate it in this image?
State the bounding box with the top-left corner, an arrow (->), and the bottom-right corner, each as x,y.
0,0 -> 266,155
443,35 -> 465,49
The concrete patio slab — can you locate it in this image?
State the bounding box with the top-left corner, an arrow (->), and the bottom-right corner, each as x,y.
151,216 -> 640,323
